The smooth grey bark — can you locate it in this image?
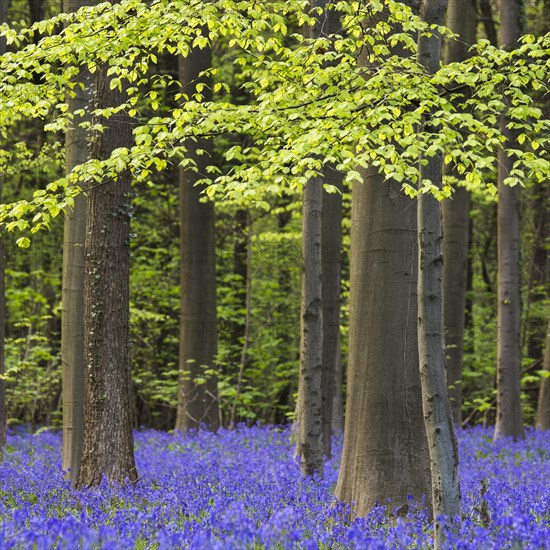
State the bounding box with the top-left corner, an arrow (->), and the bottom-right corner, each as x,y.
175,45 -> 219,432
494,0 -> 525,441
535,318 -> 550,430
335,169 -> 431,516
61,0 -> 91,488
417,0 -> 461,546
0,0 -> 7,452
320,5 -> 344,457
322,168 -> 343,457
295,0 -> 329,477
76,56 -> 137,489
442,0 -> 476,426
335,1 -> 431,516
297,174 -> 324,477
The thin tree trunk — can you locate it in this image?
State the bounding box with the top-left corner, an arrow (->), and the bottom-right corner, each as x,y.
442,0 -> 476,426
0,0 -> 8,453
28,0 -> 43,27
322,167 -> 343,457
229,212 -> 251,429
478,0 -> 498,46
297,0 -> 345,476
175,45 -> 219,432
335,168 -> 431,516
61,0 -> 90,488
320,6 -> 344,458
229,208 -> 248,367
417,1 -> 460,547
297,174 -> 323,477
535,318 -> 550,430
76,54 -> 137,489
494,0 -> 525,441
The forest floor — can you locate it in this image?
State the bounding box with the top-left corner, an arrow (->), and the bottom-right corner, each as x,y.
0,425 -> 548,549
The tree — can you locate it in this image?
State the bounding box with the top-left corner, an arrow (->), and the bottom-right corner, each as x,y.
535,318 -> 550,430
295,1 -> 328,477
416,0 -> 461,546
228,210 -> 251,429
335,1 -> 432,517
175,43 -> 220,433
442,0 -> 476,426
61,0 -> 91,487
494,0 -> 525,441
297,172 -> 323,476
321,167 -> 343,457
320,4 -> 344,458
76,32 -> 137,487
335,163 -> 432,516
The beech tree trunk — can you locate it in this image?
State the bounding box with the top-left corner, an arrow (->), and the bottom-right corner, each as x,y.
175,45 -> 219,432
229,212 -> 251,429
76,59 -> 137,489
494,0 -> 525,441
229,208 -> 248,366
535,319 -> 550,430
295,0 -> 330,476
0,0 -> 8,453
417,0 -> 461,547
335,1 -> 431,516
321,168 -> 343,457
61,0 -> 90,488
442,0 -> 476,426
297,174 -> 324,477
335,168 -> 431,516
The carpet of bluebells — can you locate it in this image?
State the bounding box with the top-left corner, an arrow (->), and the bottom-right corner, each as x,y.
0,425 -> 549,549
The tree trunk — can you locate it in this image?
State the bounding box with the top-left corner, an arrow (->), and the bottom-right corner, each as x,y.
322,167 -> 343,457
229,212 -> 251,429
76,58 -> 137,489
335,1 -> 431,516
478,0 -> 498,46
442,0 -> 476,426
0,0 -> 8,453
494,0 -> 525,441
335,168 -> 431,516
231,208 -> 248,348
297,174 -> 324,477
61,0 -> 91,488
175,45 -> 219,432
319,6 -> 344,458
417,0 -> 461,547
28,0 -> 43,26
535,318 -> 550,430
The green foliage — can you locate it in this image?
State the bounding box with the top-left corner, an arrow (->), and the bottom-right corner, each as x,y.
3,264 -> 61,427
0,0 -> 548,242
